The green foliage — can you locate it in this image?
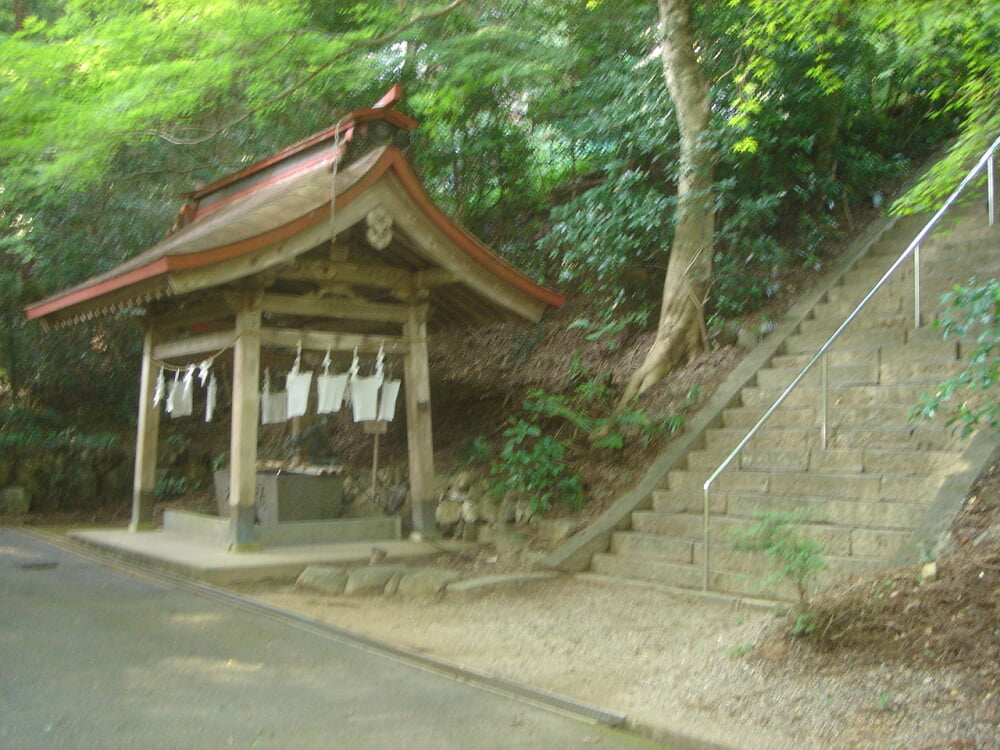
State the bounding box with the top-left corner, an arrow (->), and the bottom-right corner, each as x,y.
1,0 -> 993,452
154,475 -> 192,500
881,0 -> 1000,215
0,407 -> 123,456
730,511 -> 826,611
536,0 -> 959,321
728,642 -> 755,659
792,613 -> 817,637
489,418 -> 585,515
912,279 -> 1000,436
568,308 -> 650,351
474,371 -> 694,516
0,406 -> 128,510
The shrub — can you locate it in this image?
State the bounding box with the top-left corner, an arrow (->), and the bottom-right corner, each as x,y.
730,510 -> 826,618
912,279 -> 1000,436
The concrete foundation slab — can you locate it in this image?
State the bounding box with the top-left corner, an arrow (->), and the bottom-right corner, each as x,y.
66,526 -> 472,585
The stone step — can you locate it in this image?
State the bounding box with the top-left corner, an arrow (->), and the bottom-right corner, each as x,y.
686,445 -> 867,474
906,325 -> 982,348
721,404 -> 817,429
719,492 -> 925,530
781,323 -> 976,357
840,248 -> 1000,288
592,546 -> 888,601
740,382 -> 930,409
823,279 -> 955,307
925,231 -> 1000,253
655,478 -> 942,523
608,531 -> 694,564
797,311 -> 924,336
630,512 -> 849,556
782,328 -> 905,354
757,358 -> 960,389
870,228 -> 999,256
687,444 -> 961,477
771,341 -> 959,371
631,511 -> 911,560
590,552 -> 705,592
706,423 -> 962,452
719,402 -> 940,434
755,362 -> 880,389
661,466 -> 945,509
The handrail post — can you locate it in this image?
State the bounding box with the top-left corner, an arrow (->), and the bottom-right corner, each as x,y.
989,154 -> 996,227
820,350 -> 829,449
914,243 -> 921,328
702,485 -> 710,591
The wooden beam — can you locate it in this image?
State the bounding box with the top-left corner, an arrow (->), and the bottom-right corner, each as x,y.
228,297 -> 262,549
260,293 -> 409,324
153,329 -> 238,360
415,268 -> 456,287
130,324 -> 160,532
259,327 -> 408,355
147,301 -> 233,333
277,260 -> 413,289
403,305 -> 436,536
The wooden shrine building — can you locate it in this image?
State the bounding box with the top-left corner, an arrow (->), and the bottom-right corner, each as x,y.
26,86 -> 564,549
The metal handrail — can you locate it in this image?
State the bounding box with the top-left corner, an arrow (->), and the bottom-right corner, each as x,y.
700,132 -> 1000,591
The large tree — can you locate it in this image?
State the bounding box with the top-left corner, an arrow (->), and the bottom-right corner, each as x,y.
620,0 -> 713,401
620,0 -> 1000,400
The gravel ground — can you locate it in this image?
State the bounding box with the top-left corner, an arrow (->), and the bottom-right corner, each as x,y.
235,573 -> 996,750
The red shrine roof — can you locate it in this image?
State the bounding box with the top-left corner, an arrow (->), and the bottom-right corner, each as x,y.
26,86 -> 564,329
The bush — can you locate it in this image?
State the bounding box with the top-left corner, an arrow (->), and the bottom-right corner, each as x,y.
489,419 -> 585,515
912,279 -> 1000,436
730,511 -> 826,620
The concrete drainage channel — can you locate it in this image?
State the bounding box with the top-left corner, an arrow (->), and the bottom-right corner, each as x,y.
19,528 -> 627,730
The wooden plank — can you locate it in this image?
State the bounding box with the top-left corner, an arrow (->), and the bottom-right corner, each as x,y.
130,324 -> 161,532
260,327 -> 408,355
228,298 -> 262,548
260,293 -> 409,323
153,329 -> 238,360
277,260 -> 413,289
147,301 -> 233,333
403,305 -> 436,535
415,268 -> 457,287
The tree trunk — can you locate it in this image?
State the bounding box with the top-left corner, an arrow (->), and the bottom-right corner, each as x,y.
620,0 -> 714,403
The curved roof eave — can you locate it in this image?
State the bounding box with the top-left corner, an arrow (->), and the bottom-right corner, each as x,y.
25,146 -> 564,324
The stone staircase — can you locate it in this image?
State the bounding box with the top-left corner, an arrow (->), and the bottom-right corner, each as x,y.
590,207 -> 1000,601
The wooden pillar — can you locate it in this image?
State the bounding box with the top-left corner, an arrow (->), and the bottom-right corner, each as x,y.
130,324 -> 160,532
228,297 -> 262,550
403,304 -> 436,536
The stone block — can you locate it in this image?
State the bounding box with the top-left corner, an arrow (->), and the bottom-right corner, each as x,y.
295,565 -> 349,594
533,518 -> 582,546
396,569 -> 461,599
435,500 -> 463,526
344,565 -> 407,595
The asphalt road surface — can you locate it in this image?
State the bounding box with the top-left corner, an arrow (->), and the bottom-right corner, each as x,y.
0,528 -> 666,750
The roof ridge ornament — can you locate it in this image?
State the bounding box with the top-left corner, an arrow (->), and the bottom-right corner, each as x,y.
365,205 -> 393,250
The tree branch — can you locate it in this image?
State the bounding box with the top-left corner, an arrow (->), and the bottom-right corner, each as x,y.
141,0 -> 475,146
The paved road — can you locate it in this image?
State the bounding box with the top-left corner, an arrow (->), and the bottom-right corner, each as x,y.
0,529 -> 665,750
